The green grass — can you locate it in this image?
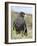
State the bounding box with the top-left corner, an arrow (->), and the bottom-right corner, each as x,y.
11,27 -> 32,39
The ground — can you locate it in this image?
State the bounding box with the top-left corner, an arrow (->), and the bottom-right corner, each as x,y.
11,26 -> 32,39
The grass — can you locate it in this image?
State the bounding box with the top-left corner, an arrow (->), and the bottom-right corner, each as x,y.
11,27 -> 32,39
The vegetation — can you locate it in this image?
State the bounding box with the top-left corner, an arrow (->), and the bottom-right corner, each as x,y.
11,12 -> 32,39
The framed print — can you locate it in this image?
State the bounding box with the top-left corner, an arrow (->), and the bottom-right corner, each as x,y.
5,2 -> 36,44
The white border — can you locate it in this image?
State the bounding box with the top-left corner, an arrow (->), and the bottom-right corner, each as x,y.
8,4 -> 35,43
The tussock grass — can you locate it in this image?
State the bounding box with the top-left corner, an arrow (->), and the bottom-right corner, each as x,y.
11,27 -> 32,39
